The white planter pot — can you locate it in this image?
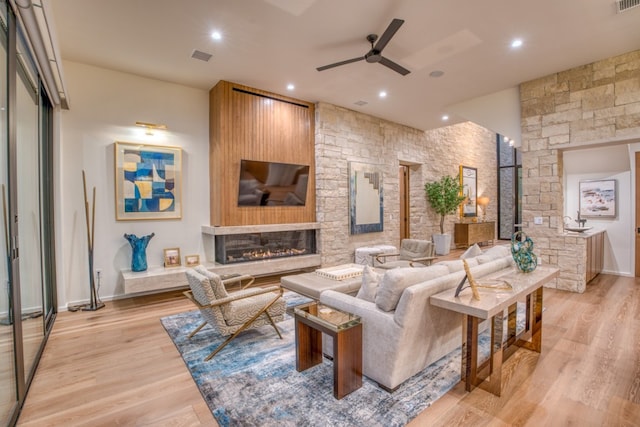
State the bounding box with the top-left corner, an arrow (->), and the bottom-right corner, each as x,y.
432,234 -> 452,256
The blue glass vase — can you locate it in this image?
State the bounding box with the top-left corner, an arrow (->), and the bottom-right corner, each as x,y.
124,233 -> 155,272
511,231 -> 537,273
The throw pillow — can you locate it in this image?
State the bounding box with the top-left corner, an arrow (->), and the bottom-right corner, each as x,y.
476,245 -> 510,264
460,243 -> 482,259
375,265 -> 450,312
194,265 -> 229,299
355,265 -> 382,302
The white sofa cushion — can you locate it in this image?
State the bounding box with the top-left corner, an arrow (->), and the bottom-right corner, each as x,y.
375,265 -> 449,312
356,265 -> 382,302
476,245 -> 511,264
436,257 -> 479,273
460,243 -> 482,259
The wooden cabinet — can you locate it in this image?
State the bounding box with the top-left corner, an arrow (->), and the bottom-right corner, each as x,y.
585,231 -> 604,283
454,222 -> 495,247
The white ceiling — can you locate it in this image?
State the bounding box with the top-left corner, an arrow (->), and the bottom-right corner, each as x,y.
49,0 -> 640,134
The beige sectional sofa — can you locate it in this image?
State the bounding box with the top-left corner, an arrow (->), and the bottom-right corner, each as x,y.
319,245 -> 514,391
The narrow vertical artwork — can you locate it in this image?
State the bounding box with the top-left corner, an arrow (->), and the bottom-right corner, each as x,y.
349,162 -> 383,234
114,142 -> 182,220
460,165 -> 477,218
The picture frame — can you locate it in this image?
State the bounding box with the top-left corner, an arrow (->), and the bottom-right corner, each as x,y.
460,165 -> 477,218
184,254 -> 200,267
163,248 -> 181,268
114,141 -> 182,221
349,161 -> 384,234
579,179 -> 616,218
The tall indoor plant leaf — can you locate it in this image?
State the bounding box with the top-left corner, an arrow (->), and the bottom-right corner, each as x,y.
424,175 -> 466,234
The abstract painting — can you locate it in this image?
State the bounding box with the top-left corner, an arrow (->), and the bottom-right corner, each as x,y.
114,141 -> 182,220
579,179 -> 616,218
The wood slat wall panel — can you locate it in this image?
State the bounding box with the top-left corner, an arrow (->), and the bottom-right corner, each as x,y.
209,81 -> 315,226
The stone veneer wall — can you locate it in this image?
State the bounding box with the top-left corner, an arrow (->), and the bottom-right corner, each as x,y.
314,102 -> 497,266
520,49 -> 640,292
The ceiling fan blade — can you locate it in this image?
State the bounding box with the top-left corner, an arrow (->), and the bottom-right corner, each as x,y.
379,56 -> 410,76
373,18 -> 404,53
316,56 -> 365,71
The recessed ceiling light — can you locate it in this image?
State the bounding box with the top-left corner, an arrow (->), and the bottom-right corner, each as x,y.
511,39 -> 523,48
287,84 -> 295,91
442,115 -> 449,121
379,91 -> 387,98
211,31 -> 222,40
429,70 -> 444,78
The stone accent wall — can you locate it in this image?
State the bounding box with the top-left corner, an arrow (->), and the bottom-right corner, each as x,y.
315,102 -> 496,266
520,49 -> 640,292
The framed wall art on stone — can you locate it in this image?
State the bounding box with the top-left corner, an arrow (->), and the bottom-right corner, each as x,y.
114,141 -> 182,220
349,161 -> 383,234
460,165 -> 477,218
579,179 -> 616,218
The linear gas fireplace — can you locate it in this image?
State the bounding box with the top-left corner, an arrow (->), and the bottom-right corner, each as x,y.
202,223 -> 321,274
215,229 -> 316,264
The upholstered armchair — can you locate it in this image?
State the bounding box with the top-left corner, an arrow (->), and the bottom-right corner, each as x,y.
184,266 -> 286,360
375,239 -> 436,269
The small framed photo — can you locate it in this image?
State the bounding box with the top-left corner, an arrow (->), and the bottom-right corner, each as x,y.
163,248 -> 181,268
184,254 -> 200,267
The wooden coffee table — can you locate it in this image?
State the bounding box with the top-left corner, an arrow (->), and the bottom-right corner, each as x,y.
430,266 -> 559,396
293,301 -> 362,399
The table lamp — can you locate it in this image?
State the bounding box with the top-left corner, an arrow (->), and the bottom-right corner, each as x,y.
477,196 -> 490,221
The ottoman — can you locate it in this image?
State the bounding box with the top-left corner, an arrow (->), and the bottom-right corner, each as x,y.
281,271 -> 363,300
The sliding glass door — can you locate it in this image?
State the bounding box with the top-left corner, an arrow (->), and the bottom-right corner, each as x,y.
0,1 -> 17,424
0,2 -> 57,425
16,27 -> 45,383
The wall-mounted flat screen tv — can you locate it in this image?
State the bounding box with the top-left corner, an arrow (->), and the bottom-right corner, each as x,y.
238,159 -> 310,206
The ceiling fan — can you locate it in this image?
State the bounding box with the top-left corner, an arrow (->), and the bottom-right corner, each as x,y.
316,18 -> 410,76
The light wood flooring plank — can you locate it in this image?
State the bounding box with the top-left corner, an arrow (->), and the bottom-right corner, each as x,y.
15,258 -> 640,426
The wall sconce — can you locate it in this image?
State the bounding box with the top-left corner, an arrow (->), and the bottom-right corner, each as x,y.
135,121 -> 168,135
477,195 -> 490,222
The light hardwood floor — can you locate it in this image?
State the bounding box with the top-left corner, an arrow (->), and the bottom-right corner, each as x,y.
16,262 -> 640,426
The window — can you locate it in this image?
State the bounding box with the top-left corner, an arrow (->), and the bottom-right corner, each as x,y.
497,134 -> 522,239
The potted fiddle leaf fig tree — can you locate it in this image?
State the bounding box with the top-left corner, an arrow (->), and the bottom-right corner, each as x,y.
424,174 -> 466,255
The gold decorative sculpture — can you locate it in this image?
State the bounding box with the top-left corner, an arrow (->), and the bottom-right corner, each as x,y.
454,259 -> 513,300
462,259 -> 481,300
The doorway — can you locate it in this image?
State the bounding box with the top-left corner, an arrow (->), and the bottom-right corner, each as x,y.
399,165 -> 410,240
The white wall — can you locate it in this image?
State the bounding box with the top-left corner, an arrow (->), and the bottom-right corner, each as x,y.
563,146 -> 633,276
57,61 -> 210,309
447,87 -> 521,146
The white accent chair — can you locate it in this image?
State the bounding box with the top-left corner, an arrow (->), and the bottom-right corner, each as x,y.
375,239 -> 436,269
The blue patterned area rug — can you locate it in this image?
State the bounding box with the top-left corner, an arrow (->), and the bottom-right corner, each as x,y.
160,294 -> 463,427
